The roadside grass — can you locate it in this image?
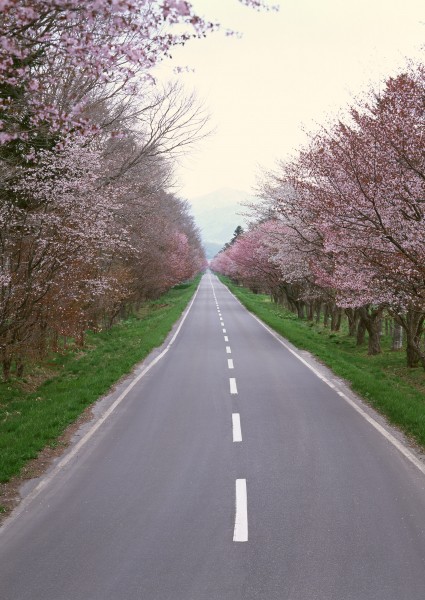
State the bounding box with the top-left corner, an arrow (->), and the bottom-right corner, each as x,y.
0,277 -> 200,486
219,276 -> 425,450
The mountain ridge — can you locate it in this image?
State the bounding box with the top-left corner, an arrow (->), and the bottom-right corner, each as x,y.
188,187 -> 257,258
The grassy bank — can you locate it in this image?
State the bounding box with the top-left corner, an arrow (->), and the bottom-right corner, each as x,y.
0,278 -> 199,486
220,276 -> 425,450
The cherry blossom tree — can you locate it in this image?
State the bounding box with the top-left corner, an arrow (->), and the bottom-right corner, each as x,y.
0,0 -> 277,153
256,65 -> 425,362
0,137 -> 122,378
300,68 -> 424,360
0,140 -> 206,379
0,0 -> 278,379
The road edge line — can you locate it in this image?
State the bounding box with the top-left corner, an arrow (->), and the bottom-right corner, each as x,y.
0,281 -> 202,533
216,275 -> 425,477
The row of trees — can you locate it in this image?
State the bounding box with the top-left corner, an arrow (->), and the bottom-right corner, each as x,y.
1,0 -> 246,380
212,64 -> 425,369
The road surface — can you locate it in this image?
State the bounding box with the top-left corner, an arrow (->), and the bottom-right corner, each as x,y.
1,273 -> 425,599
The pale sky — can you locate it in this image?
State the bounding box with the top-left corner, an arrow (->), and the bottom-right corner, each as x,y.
154,0 -> 424,199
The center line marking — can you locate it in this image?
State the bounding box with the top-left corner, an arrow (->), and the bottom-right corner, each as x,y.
226,346 -> 231,354
229,377 -> 237,394
232,413 -> 242,442
224,335 -> 229,342
222,328 -> 226,333
233,479 -> 248,542
228,358 -> 234,369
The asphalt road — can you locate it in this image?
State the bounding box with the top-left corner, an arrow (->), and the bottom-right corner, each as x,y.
1,273 -> 425,599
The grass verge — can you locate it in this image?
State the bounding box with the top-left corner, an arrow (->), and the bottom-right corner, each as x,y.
0,277 -> 200,487
219,276 -> 425,450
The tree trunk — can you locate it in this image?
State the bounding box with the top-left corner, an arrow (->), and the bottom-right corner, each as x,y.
315,302 -> 321,324
306,303 -> 314,321
368,317 -> 382,355
331,307 -> 342,331
296,302 -> 305,319
16,358 -> 24,378
396,310 -> 425,368
391,322 -> 403,351
356,318 -> 366,346
76,330 -> 85,349
38,321 -> 48,358
358,306 -> 383,355
345,308 -> 359,337
51,329 -> 59,353
2,350 -> 11,382
323,304 -> 330,328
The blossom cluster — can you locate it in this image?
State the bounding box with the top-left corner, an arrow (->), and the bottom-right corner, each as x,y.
212,65 -> 425,367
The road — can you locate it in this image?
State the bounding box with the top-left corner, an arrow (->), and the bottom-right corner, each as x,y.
1,272 -> 425,599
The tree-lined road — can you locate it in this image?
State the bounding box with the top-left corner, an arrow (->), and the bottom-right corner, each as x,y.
2,273 -> 425,599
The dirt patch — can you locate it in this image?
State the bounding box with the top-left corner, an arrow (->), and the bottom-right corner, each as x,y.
0,402 -> 95,525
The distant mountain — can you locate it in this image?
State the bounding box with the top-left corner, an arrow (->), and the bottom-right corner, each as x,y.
203,241 -> 223,259
188,188 -> 258,258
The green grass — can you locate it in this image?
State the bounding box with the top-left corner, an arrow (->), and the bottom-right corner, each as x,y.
0,277 -> 200,483
220,276 -> 425,449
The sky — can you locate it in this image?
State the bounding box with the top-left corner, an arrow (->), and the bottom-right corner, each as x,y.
154,0 -> 425,200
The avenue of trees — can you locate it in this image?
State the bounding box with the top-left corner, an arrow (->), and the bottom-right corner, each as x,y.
2,1 -> 284,380
212,64 -> 425,369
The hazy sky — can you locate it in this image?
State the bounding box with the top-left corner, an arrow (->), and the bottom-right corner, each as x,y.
155,0 -> 424,199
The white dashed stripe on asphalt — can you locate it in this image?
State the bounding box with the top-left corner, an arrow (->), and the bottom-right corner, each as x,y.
232,413 -> 242,442
233,479 -> 248,542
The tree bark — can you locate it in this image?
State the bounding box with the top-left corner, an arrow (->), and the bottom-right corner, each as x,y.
2,350 -> 12,382
315,302 -> 321,324
356,318 -> 366,346
345,308 -> 359,337
296,302 -> 305,319
331,307 -> 342,331
391,322 -> 403,351
16,358 -> 24,378
306,303 -> 314,321
358,306 -> 383,355
76,330 -> 85,349
323,304 -> 330,328
51,329 -> 59,353
396,310 -> 425,368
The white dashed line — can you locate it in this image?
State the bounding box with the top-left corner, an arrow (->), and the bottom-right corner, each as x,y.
229,378 -> 238,394
224,336 -> 229,342
219,274 -> 425,479
233,479 -> 248,542
226,346 -> 231,354
232,413 -> 242,442
222,328 -> 226,333
228,359 -> 234,369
